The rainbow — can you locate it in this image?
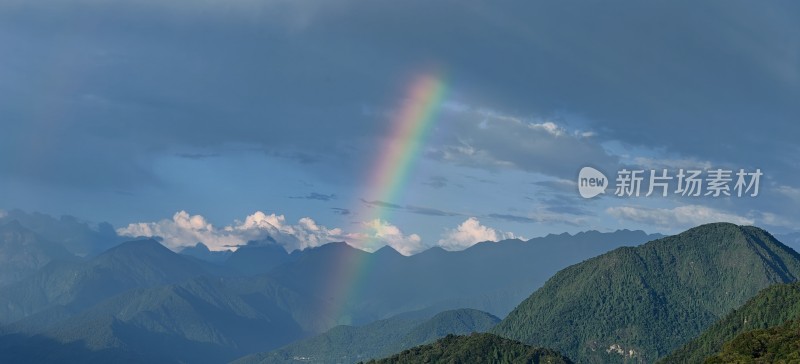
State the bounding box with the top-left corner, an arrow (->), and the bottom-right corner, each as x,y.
323,72 -> 448,325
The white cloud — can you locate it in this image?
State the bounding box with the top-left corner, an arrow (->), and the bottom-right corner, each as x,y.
428,105 -> 616,179
777,185 -> 800,202
117,210 -> 345,252
344,219 -> 423,256
118,211 -> 431,254
117,211 -> 223,250
437,217 -> 520,251
606,204 -> 754,230
757,212 -> 796,229
629,156 -> 713,171
0,209 -> 6,219
529,121 -> 565,137
116,211 -> 521,255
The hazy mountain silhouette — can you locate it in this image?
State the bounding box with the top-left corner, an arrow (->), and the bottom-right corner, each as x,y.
262,230 -> 662,324
179,242 -> 232,264
0,223 -> 661,363
0,221 -> 76,287
0,239 -> 214,327
224,238 -> 293,275
0,210 -> 122,257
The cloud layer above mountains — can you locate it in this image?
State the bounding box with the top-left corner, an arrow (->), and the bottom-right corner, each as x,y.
118,211 -> 517,255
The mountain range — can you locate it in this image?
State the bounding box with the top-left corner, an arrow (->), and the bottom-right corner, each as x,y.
0,210 -> 122,257
0,221 -> 659,363
0,221 -> 76,287
492,223 -> 800,363
2,218 -> 799,363
259,229 -> 662,324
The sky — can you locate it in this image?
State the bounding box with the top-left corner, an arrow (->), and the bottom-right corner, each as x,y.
1,0 -> 799,254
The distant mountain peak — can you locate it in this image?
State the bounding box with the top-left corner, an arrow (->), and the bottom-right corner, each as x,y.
101,239 -> 175,259
307,241 -> 354,253
373,245 -> 402,257
0,220 -> 75,286
0,221 -> 36,240
110,238 -> 166,250
191,242 -> 211,252
243,236 -> 280,248
1,220 -> 26,231
425,246 -> 448,253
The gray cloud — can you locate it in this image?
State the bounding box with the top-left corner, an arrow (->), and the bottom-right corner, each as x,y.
422,176 -> 449,189
428,109 -> 618,179
1,0 -> 799,234
3,0 -> 798,190
486,213 -> 537,224
527,194 -> 594,217
405,205 -> 461,217
361,199 -> 461,217
290,192 -> 336,201
175,153 -> 220,160
485,211 -> 588,227
361,199 -> 403,210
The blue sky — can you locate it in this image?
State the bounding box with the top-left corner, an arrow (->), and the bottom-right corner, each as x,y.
1,0 -> 799,254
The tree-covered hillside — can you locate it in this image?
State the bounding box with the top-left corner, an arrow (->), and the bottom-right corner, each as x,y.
365,333 -> 573,364
661,282 -> 800,363
704,318 -> 800,363
493,223 -> 800,363
234,308 -> 500,364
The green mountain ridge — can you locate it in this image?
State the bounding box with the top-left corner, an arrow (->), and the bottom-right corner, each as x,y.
661,281 -> 800,363
364,333 -> 573,364
703,318 -> 800,363
492,223 -> 800,363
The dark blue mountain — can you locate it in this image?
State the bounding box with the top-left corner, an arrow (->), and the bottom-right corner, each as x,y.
224,238 -> 293,275
0,221 -> 76,287
0,239 -> 214,327
263,230 -> 662,324
179,242 -> 233,263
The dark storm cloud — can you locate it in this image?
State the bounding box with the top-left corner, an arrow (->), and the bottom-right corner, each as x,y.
1,0 -> 799,204
331,207 -> 351,216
